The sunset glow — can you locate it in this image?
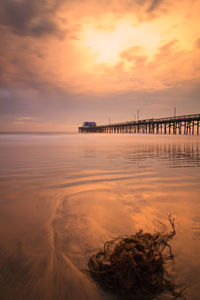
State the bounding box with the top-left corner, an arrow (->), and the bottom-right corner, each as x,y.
81,19 -> 163,65
0,0 -> 200,131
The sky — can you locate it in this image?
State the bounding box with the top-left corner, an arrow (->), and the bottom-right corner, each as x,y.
0,0 -> 200,132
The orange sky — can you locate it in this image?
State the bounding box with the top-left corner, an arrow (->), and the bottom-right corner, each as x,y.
0,0 -> 200,132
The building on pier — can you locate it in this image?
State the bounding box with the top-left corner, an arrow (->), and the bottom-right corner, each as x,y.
82,122 -> 96,129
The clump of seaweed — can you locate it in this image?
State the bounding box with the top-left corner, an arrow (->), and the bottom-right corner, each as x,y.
88,215 -> 184,299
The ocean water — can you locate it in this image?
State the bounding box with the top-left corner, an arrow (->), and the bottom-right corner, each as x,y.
0,133 -> 200,300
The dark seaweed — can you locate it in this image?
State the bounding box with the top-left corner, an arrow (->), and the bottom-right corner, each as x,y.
88,215 -> 185,299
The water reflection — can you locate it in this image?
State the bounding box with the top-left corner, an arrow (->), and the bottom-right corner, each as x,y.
0,134 -> 200,300
92,142 -> 200,168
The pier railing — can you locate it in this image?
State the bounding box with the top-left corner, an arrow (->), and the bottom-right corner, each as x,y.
78,114 -> 200,135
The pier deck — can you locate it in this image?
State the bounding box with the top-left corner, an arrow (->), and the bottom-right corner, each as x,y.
78,114 -> 200,135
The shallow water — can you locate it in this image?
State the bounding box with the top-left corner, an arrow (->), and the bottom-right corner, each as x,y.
0,133 -> 200,300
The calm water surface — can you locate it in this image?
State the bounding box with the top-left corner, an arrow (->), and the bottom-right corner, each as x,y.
0,133 -> 200,300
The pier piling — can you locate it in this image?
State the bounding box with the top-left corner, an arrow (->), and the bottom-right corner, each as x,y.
78,114 -> 200,135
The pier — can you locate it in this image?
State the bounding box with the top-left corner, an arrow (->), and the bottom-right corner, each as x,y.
78,114 -> 200,135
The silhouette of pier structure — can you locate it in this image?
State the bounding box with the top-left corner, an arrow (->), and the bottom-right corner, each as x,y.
78,114 -> 200,135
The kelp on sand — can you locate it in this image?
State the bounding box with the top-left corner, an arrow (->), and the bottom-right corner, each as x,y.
88,215 -> 185,299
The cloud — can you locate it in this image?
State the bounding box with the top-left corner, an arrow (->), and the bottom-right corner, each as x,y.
0,0 -> 199,96
0,0 -> 199,134
108,0 -> 169,21
147,0 -> 164,12
16,116 -> 36,122
0,0 -> 67,38
158,39 -> 178,53
120,46 -> 144,62
195,38 -> 200,49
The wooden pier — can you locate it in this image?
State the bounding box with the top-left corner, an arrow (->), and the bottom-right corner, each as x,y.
78,114 -> 200,135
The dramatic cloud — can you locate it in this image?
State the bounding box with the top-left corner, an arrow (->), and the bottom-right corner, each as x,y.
0,0 -> 67,38
147,0 -> 163,12
0,0 -> 199,131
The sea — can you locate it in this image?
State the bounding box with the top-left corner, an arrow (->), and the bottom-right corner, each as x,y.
0,133 -> 200,300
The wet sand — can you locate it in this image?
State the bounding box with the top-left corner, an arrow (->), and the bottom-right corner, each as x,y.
0,134 -> 200,299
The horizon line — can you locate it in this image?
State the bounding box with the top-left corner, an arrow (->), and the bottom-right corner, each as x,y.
0,131 -> 77,134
